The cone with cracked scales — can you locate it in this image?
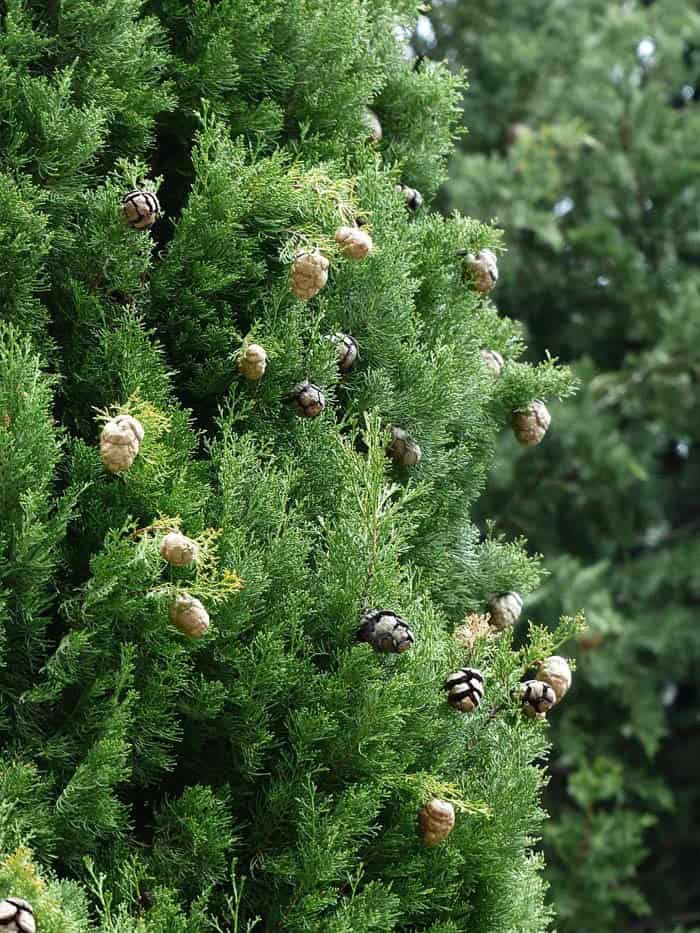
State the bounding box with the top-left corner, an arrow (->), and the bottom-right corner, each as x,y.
356,608 -> 415,653
443,667 -> 485,712
121,190 -> 161,230
327,333 -> 359,372
290,381 -> 326,418
396,184 -> 423,212
520,679 -> 556,719
0,898 -> 35,933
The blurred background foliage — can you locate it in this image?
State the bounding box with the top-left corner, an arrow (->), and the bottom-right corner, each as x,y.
420,0 -> 700,930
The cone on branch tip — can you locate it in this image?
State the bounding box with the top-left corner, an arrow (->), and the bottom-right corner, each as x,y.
100,415 -> 144,473
443,667 -> 485,712
289,381 -> 326,418
488,591 -> 523,630
386,426 -> 421,467
327,333 -> 359,372
419,799 -> 455,846
396,184 -> 423,212
160,532 -> 199,567
290,250 -> 329,299
335,225 -> 373,259
520,680 -> 556,719
536,655 -> 572,704
0,897 -> 35,933
512,400 -> 551,447
237,343 -> 268,380
121,190 -> 161,230
464,249 -> 498,293
356,608 -> 415,653
169,593 -> 210,638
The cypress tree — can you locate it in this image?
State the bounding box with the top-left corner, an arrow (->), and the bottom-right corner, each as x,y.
0,3 -> 576,929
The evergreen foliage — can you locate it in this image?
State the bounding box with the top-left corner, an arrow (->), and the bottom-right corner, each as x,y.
427,0 -> 700,928
0,2 -> 577,930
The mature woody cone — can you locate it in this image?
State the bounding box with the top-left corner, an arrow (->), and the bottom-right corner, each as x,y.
328,333 -> 359,372
443,667 -> 485,712
121,190 -> 161,230
290,381 -> 326,418
520,680 -> 556,719
536,655 -> 572,704
464,248 -> 498,294
237,343 -> 268,380
160,531 -> 199,567
357,608 -> 415,653
0,897 -> 36,933
290,249 -> 329,299
419,799 -> 455,846
169,592 -> 210,638
512,400 -> 551,447
480,348 -> 505,377
386,426 -> 422,467
363,107 -> 383,142
487,591 -> 523,630
335,225 -> 373,259
396,184 -> 424,212
100,414 -> 144,473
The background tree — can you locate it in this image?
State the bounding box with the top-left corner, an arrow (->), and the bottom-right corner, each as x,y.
424,0 -> 700,929
0,1 -> 576,931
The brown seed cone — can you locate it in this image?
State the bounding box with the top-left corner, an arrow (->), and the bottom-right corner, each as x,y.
386,426 -> 421,467
356,608 -> 415,654
121,190 -> 160,230
512,400 -> 551,447
169,593 -> 210,638
290,250 -> 329,300
480,348 -> 505,377
520,679 -> 556,719
487,591 -> 523,630
328,333 -> 359,372
0,897 -> 36,933
290,381 -> 326,418
237,343 -> 268,380
160,532 -> 200,567
536,655 -> 572,704
443,668 -> 485,712
100,415 -> 144,473
464,248 -> 499,293
419,799 -> 455,846
396,184 -> 423,212
335,225 -> 373,260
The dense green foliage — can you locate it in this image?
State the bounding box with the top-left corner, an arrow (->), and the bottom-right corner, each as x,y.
0,1 -> 579,930
426,0 -> 700,929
